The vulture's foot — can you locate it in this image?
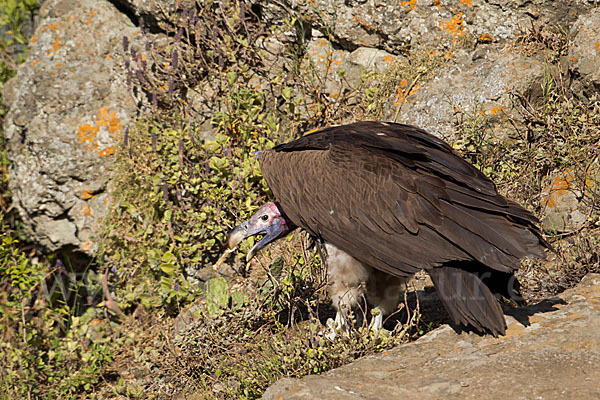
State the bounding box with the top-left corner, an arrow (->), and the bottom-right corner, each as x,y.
321,311 -> 349,341
368,307 -> 383,332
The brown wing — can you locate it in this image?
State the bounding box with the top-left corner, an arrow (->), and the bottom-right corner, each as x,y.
259,121 -> 547,278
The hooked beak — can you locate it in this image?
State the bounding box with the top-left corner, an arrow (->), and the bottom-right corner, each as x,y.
227,221 -> 250,249
227,219 -> 271,262
227,216 -> 294,262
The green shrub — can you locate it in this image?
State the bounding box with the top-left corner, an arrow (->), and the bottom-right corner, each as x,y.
0,221 -> 115,399
0,0 -> 38,118
100,105 -> 279,314
120,252 -> 421,399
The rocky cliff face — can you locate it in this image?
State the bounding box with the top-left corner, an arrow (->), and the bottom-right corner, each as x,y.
3,0 -> 599,256
3,0 -> 141,257
263,274 -> 600,399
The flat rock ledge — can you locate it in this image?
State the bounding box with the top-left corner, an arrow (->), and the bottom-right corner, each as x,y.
263,273 -> 600,400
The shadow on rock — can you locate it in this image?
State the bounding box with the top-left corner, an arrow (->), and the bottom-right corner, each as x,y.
505,297 -> 568,327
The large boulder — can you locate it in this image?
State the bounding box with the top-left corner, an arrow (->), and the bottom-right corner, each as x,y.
3,0 -> 141,257
259,0 -> 584,52
569,7 -> 600,100
263,274 -> 600,399
396,50 -> 547,137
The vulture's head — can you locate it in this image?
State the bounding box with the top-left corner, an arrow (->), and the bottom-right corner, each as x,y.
227,202 -> 296,261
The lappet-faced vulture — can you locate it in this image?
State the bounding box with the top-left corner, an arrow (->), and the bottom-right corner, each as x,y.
227,121 -> 549,336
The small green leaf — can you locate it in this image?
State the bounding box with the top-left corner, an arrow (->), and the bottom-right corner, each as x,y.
206,277 -> 229,316
159,262 -> 176,275
282,86 -> 292,101
215,134 -> 229,145
209,156 -> 229,171
230,291 -> 248,310
162,251 -> 177,263
269,256 -> 284,279
227,71 -> 237,87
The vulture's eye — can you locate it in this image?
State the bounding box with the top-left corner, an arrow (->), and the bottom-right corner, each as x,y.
260,215 -> 269,221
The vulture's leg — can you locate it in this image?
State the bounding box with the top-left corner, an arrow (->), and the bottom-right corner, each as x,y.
324,244 -> 370,339
366,269 -> 409,331
368,308 -> 384,331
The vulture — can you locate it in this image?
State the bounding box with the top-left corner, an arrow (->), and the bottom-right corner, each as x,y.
227,121 -> 549,336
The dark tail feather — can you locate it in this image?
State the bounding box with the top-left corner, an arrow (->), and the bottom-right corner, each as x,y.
429,264 -> 507,336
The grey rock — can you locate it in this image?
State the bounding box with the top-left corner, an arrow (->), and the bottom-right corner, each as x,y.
303,31 -> 350,96
397,51 -> 546,137
111,0 -> 195,29
297,43 -> 397,105
541,170 -> 593,233
341,46 -> 399,82
263,274 -> 600,399
569,7 -> 600,100
3,0 -> 141,256
259,0 -> 584,53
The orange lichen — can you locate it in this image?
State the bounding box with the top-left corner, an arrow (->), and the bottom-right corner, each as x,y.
400,0 -> 417,9
82,190 -> 94,199
478,33 -> 493,43
595,42 -> 600,54
460,0 -> 473,7
76,108 -> 122,156
48,39 -> 62,54
30,34 -> 37,44
439,13 -> 465,40
540,169 -> 595,208
98,146 -> 115,157
384,55 -> 398,65
433,0 -> 441,8
570,56 -> 577,62
96,107 -> 123,133
489,104 -> 505,115
81,204 -> 93,218
399,79 -> 408,88
31,59 -> 39,66
77,124 -> 99,149
352,15 -> 374,30
89,9 -> 96,17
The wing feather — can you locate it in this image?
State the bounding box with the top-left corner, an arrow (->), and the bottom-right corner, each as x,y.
259,121 -> 547,279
